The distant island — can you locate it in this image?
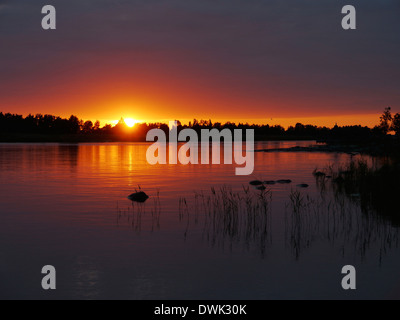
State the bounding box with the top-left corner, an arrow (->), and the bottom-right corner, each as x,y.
0,108 -> 399,155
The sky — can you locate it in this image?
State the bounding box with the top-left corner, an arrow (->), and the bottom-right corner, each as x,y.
0,0 -> 399,128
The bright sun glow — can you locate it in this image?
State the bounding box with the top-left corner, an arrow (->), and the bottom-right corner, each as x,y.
111,118 -> 139,127
124,118 -> 137,127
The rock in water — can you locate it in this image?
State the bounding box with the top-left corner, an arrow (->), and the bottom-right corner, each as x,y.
276,179 -> 292,184
264,180 -> 276,185
255,185 -> 266,190
313,171 -> 326,177
128,191 -> 149,203
249,180 -> 263,186
296,184 -> 309,188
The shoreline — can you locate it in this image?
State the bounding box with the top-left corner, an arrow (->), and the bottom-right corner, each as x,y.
1,134 -> 399,157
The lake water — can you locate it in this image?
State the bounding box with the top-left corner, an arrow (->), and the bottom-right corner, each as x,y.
1,141 -> 399,299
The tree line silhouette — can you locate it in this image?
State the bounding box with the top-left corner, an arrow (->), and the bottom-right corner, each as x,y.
0,108 -> 399,142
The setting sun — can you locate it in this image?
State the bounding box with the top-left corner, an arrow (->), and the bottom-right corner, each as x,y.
111,118 -> 139,127
124,118 -> 138,127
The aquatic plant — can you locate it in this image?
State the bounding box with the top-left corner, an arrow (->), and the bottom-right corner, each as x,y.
179,185 -> 272,256
117,189 -> 161,232
330,158 -> 400,226
285,187 -> 399,262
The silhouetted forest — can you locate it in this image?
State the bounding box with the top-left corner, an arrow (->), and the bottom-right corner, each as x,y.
0,108 -> 399,143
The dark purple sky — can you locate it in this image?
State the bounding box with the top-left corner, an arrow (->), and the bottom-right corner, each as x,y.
0,0 -> 399,126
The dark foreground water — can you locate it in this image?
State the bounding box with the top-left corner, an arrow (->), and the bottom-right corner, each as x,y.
1,142 -> 399,299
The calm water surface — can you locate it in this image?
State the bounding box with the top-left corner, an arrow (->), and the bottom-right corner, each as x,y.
1,142 -> 399,299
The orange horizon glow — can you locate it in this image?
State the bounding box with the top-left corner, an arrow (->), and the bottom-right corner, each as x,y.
0,63 -> 394,131
95,112 -> 382,129
0,59 -> 394,130
110,118 -> 140,127
0,111 -> 383,129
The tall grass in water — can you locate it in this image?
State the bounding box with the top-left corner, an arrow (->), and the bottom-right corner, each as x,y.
179,185 -> 272,256
332,158 -> 400,226
117,190 -> 161,232
151,189 -> 161,231
286,189 -> 320,260
286,157 -> 400,262
286,187 -> 399,262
